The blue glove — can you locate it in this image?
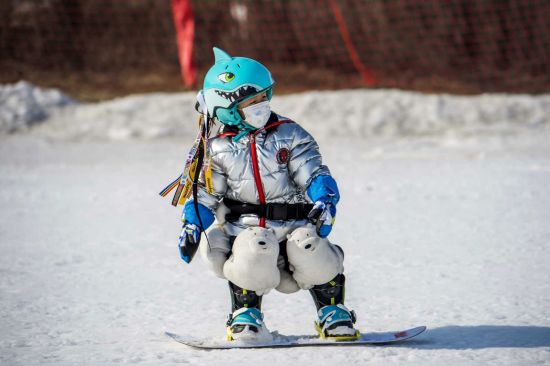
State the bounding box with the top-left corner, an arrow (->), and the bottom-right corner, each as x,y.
178,223 -> 201,263
307,201 -> 336,238
306,175 -> 340,238
179,200 -> 215,263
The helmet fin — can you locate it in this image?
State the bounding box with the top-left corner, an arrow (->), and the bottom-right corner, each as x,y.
213,47 -> 232,63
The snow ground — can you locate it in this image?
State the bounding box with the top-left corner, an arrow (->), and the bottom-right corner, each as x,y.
1,84 -> 550,365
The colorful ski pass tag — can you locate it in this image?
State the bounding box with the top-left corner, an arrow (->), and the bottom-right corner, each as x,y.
160,111 -> 214,206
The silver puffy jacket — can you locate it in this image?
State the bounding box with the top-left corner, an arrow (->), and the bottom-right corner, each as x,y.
186,113 -> 331,241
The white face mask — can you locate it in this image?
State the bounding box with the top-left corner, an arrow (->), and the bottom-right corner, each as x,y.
241,100 -> 271,129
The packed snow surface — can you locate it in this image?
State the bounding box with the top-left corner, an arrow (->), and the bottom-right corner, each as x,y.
1,82 -> 549,365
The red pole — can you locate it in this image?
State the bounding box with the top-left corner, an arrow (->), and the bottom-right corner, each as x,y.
172,0 -> 197,88
328,0 -> 375,86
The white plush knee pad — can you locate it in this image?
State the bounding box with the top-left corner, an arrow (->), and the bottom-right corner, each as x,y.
286,225 -> 344,290
199,225 -> 231,279
223,226 -> 280,296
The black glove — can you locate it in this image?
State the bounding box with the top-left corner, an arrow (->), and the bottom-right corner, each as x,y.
307,201 -> 336,238
178,223 -> 201,263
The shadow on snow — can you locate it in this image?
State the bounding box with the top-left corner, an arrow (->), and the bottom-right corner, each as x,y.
408,325 -> 550,349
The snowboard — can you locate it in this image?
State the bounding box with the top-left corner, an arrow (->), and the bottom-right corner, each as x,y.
165,325 -> 426,349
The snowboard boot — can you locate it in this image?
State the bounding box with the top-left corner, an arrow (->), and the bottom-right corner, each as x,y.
309,274 -> 360,340
226,282 -> 271,341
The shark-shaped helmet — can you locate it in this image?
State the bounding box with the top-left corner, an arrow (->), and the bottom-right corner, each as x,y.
203,47 -> 274,128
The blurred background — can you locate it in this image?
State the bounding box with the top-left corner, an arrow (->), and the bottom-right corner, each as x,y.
2,0 -> 550,100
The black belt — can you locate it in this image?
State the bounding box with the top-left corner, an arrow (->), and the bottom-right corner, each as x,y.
223,198 -> 313,221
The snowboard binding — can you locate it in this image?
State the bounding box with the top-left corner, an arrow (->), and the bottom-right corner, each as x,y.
310,274 -> 360,340
226,282 -> 271,341
314,304 -> 360,340
226,307 -> 271,341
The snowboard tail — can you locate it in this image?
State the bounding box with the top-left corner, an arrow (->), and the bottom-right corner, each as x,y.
165,325 -> 426,349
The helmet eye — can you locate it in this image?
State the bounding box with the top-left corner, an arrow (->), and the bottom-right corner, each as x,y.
217,72 -> 235,83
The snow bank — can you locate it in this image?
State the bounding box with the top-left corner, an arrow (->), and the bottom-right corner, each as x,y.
276,89 -> 550,139
34,92 -> 199,141
0,81 -> 75,134
1,81 -> 549,141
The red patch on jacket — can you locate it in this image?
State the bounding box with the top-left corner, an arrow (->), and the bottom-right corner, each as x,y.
276,148 -> 290,164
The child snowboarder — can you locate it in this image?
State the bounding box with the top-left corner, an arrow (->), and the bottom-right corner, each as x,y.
171,47 -> 359,341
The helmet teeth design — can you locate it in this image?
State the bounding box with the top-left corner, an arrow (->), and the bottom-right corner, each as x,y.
202,47 -> 275,128
214,85 -> 259,104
